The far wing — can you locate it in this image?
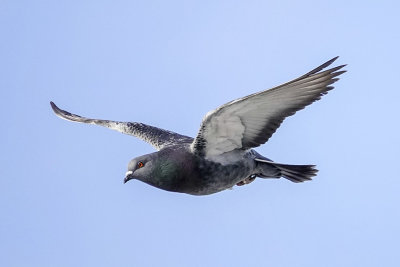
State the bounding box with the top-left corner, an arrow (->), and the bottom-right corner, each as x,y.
191,57 -> 346,158
51,102 -> 193,150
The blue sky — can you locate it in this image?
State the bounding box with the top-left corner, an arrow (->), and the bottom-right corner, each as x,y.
1,1 -> 399,266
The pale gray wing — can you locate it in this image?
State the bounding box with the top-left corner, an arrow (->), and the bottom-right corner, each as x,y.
50,102 -> 193,150
191,57 -> 346,158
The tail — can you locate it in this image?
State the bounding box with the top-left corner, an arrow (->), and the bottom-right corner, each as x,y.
255,158 -> 318,183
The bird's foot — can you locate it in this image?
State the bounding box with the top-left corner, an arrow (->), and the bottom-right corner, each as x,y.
236,175 -> 256,186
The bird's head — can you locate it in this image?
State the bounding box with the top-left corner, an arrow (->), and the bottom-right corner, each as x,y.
124,153 -> 156,184
124,149 -> 186,193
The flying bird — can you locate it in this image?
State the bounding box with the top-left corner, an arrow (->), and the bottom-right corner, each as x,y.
51,57 -> 345,195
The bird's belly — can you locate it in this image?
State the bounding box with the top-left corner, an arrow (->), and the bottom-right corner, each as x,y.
184,160 -> 255,196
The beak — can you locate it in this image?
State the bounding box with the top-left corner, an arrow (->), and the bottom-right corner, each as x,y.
124,170 -> 134,184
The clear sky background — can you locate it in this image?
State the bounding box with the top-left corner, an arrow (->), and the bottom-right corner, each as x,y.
1,1 -> 399,266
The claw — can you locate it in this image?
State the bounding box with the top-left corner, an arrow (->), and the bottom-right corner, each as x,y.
236,175 -> 256,186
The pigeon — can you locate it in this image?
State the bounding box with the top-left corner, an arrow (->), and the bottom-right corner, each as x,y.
51,57 -> 345,195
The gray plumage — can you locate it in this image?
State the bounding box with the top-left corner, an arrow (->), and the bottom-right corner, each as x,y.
51,57 -> 345,195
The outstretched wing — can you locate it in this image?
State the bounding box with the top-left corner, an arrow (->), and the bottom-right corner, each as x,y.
50,102 -> 193,150
191,57 -> 346,158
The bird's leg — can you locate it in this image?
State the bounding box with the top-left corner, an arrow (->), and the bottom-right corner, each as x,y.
236,174 -> 256,186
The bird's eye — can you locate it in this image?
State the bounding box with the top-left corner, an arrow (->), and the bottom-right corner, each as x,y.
137,162 -> 144,168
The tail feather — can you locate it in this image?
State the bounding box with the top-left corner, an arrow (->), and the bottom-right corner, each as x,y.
255,158 -> 318,183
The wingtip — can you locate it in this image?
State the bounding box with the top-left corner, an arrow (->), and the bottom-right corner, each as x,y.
327,57 -> 349,70
50,101 -> 62,115
299,56 -> 344,79
49,101 -> 75,121
323,56 -> 340,68
331,56 -> 339,61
